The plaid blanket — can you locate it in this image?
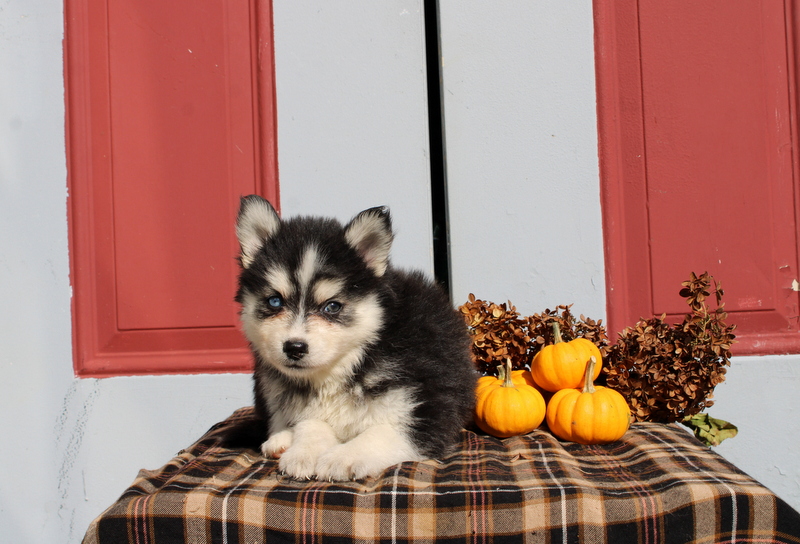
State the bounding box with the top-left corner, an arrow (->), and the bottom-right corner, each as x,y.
83,407 -> 800,544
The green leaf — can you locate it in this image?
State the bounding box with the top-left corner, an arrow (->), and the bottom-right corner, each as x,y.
682,413 -> 738,446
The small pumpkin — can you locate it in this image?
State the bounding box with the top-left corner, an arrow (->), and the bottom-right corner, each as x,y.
475,359 -> 546,438
476,367 -> 553,405
476,367 -> 536,395
545,357 -> 631,444
530,322 -> 602,392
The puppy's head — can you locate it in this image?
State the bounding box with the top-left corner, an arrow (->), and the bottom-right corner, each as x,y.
235,195 -> 391,384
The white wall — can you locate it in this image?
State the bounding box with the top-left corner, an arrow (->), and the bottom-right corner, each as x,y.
0,2 -> 797,543
0,1 -> 433,542
273,1 -> 435,274
0,0 -> 73,540
441,1 -> 606,319
713,356 -> 800,509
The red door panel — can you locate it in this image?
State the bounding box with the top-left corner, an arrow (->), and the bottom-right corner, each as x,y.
108,0 -> 254,332
66,0 -> 278,376
595,0 -> 800,354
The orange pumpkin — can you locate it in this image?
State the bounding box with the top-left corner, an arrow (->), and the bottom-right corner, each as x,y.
530,322 -> 602,392
476,367 -> 536,395
474,359 -> 546,438
545,357 -> 631,444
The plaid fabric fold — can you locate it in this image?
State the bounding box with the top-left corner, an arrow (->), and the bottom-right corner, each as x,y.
83,407 -> 800,543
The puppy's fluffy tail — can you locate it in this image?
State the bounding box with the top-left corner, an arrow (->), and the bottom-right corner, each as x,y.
209,407 -> 267,451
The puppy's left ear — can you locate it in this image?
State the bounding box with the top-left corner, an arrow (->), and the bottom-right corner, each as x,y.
345,206 -> 394,277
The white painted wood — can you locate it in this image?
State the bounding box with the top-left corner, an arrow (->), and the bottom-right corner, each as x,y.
440,1 -> 606,319
274,0 -> 434,274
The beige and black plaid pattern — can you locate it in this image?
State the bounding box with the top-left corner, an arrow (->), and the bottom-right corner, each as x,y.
84,408 -> 800,543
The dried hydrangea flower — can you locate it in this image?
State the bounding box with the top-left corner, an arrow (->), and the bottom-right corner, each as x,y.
603,272 -> 736,423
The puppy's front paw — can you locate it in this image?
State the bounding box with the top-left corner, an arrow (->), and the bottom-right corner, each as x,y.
261,429 -> 293,459
314,444 -> 359,481
315,425 -> 423,481
278,443 -> 320,479
278,420 -> 339,479
315,443 -> 393,481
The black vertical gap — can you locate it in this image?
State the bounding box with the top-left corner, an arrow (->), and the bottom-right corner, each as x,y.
423,0 -> 451,297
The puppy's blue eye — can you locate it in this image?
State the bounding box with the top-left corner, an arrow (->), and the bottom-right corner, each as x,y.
322,301 -> 342,314
267,295 -> 283,309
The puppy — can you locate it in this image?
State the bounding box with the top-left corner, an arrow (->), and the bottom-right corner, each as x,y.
227,195 -> 476,481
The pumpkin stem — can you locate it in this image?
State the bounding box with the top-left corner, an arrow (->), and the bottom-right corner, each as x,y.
499,358 -> 515,388
552,321 -> 564,344
583,356 -> 597,394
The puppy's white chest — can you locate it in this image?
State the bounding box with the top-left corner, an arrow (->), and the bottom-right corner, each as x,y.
299,385 -> 415,442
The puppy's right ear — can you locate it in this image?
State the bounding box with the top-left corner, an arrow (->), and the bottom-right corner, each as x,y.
236,195 -> 280,268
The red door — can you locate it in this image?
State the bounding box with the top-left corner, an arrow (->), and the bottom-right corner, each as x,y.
595,0 -> 800,354
65,0 -> 278,376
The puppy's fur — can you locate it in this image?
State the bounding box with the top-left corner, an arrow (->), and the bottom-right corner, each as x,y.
225,195 -> 476,481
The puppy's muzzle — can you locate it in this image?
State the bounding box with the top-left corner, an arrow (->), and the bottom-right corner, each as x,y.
283,340 -> 309,361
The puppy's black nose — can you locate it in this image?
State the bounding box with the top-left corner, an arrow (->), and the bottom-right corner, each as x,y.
283,340 -> 308,361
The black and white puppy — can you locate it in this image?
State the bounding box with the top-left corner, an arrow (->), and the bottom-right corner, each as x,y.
229,195 -> 476,480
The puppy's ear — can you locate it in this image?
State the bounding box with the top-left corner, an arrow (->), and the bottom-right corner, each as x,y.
236,195 -> 280,268
344,206 -> 393,277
